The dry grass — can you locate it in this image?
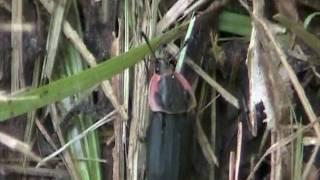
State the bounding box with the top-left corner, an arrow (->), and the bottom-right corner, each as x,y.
0,0 -> 320,180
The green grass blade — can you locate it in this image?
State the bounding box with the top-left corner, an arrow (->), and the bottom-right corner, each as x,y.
304,12 -> 320,29
176,13 -> 196,72
0,24 -> 187,121
218,11 -> 251,37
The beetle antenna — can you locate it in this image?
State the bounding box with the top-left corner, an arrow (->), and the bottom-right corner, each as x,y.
141,32 -> 158,61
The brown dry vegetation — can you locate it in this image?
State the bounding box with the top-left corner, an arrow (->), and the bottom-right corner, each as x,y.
0,0 -> 320,180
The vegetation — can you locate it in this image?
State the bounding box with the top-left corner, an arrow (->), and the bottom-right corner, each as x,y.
0,0 -> 320,179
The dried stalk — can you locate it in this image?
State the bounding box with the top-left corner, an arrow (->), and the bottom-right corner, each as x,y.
11,0 -> 24,90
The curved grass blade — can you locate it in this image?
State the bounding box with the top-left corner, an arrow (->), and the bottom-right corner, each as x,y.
0,24 -> 187,121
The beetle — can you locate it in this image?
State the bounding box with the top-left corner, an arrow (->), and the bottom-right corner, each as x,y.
148,59 -> 196,114
141,33 -> 196,180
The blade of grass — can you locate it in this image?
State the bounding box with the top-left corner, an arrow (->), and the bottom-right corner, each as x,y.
11,0 -> 24,90
57,2 -> 99,178
176,14 -> 196,73
186,59 -> 239,108
23,56 -> 41,167
82,117 -> 102,180
196,77 -> 219,167
50,104 -> 80,179
196,118 -> 219,166
229,151 -> 235,180
294,123 -> 303,180
210,55 -> 217,180
0,24 -> 187,121
304,12 -> 320,29
68,126 -> 90,180
235,122 -> 243,180
218,11 -> 252,37
302,145 -> 320,179
42,0 -> 67,79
